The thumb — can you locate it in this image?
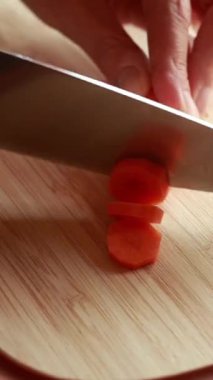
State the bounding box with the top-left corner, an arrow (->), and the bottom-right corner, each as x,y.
24,0 -> 150,96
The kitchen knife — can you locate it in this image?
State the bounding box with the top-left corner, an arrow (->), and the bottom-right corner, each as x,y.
0,50 -> 213,191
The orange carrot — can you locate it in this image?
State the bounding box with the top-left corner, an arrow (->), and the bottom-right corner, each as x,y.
107,219 -> 162,269
109,158 -> 169,204
108,202 -> 164,223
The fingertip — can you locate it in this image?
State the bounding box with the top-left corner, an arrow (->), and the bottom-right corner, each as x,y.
194,87 -> 212,118
117,65 -> 150,96
183,92 -> 200,116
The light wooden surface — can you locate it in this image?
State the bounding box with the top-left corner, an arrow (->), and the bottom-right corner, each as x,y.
0,150 -> 213,380
0,3 -> 213,380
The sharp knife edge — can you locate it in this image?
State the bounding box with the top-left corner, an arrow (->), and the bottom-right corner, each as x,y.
0,50 -> 213,191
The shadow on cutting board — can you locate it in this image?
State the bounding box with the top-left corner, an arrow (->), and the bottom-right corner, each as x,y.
0,216 -> 128,274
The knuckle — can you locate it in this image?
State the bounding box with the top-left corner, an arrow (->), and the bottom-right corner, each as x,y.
169,57 -> 188,79
169,0 -> 191,27
94,32 -> 131,79
152,54 -> 187,79
96,32 -> 136,65
153,56 -> 189,89
100,32 -> 132,54
144,0 -> 191,26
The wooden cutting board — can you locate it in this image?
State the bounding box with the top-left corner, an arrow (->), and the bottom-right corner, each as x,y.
0,7 -> 213,380
0,150 -> 213,380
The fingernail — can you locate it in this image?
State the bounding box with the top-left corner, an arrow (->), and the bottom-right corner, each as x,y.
117,66 -> 149,96
182,92 -> 200,117
194,87 -> 211,118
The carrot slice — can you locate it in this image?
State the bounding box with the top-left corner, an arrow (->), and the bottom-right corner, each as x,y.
110,158 -> 169,204
107,219 -> 162,269
108,202 -> 164,223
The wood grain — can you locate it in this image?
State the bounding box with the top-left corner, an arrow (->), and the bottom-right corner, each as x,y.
0,3 -> 213,380
0,149 -> 212,380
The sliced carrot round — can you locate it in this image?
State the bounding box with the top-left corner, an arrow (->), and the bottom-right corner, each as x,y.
107,219 -> 162,270
109,158 -> 169,204
108,202 -> 164,223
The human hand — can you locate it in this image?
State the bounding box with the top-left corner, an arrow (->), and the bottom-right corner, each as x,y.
144,0 -> 213,117
189,0 -> 213,117
6,1 -> 213,117
0,0 -> 103,81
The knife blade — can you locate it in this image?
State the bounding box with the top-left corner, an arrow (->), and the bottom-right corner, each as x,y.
0,50 -> 213,191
